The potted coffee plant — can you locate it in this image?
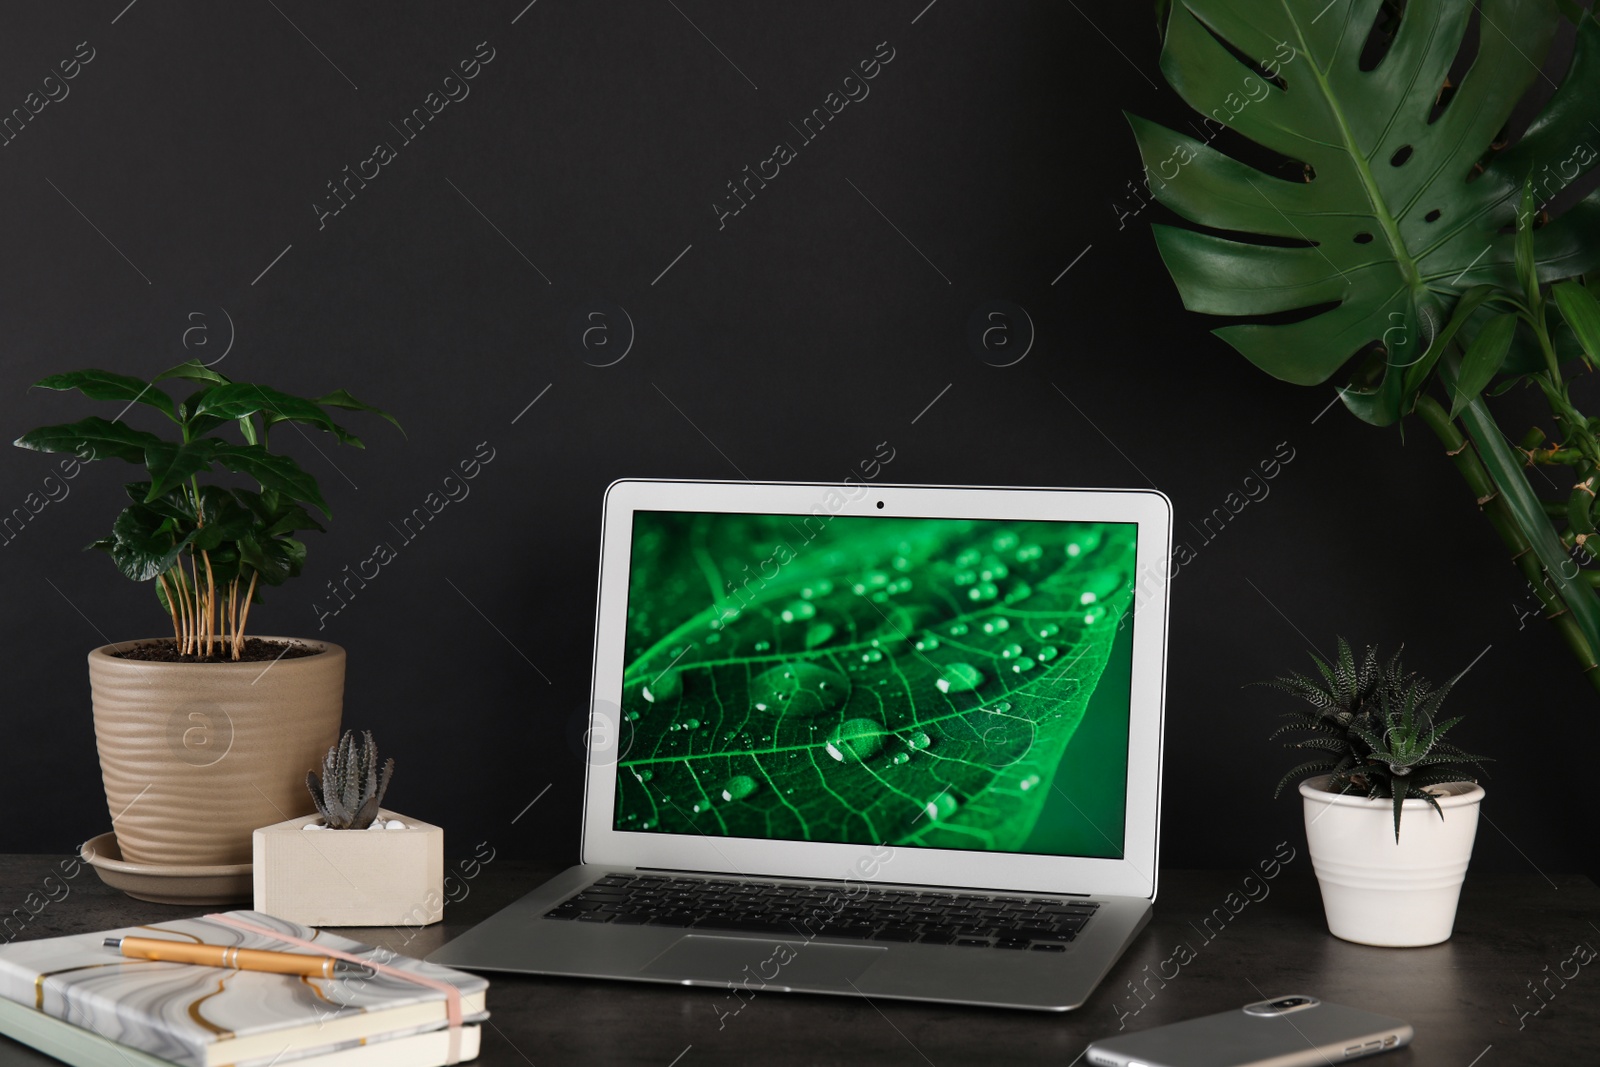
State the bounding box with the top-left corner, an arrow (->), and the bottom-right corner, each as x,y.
253,731 -> 444,927
14,361 -> 397,887
1264,640 -> 1489,947
1130,2 -> 1600,693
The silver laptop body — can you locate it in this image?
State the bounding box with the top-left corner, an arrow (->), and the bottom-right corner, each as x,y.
429,480 -> 1173,1011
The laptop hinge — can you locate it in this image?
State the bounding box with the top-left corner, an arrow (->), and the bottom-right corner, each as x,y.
630,866 -> 1093,898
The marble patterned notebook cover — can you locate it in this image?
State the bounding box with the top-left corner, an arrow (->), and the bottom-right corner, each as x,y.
0,910 -> 489,1067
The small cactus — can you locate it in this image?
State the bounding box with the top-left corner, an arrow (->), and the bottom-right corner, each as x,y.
306,730 -> 395,829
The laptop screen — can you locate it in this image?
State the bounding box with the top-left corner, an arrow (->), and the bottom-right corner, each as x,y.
613,510 -> 1136,859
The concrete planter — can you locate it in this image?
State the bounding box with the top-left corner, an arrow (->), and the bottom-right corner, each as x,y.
87,638 -> 345,868
253,810 -> 445,926
1300,775 -> 1484,947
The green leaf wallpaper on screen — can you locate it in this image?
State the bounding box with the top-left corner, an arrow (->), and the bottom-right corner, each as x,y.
613,511 -> 1137,857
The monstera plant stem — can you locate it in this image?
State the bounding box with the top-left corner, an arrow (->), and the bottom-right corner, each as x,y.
1414,393 -> 1600,693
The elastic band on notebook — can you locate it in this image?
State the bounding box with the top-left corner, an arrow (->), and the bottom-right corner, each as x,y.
203,913 -> 464,1065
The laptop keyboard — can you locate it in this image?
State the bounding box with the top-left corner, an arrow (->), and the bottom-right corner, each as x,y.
543,873 -> 1099,951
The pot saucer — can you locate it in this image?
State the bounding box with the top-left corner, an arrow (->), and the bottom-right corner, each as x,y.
80,832 -> 252,906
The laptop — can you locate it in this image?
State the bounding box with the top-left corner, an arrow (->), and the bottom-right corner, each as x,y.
428,479 -> 1172,1011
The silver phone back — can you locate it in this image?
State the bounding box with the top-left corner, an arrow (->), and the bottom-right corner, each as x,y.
1085,997 -> 1414,1067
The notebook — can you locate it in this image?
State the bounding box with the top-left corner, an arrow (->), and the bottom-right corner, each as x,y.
430,480 -> 1172,1011
0,996 -> 480,1067
0,911 -> 487,1067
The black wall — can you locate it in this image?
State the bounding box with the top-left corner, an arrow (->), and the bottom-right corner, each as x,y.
1,2 -> 1594,880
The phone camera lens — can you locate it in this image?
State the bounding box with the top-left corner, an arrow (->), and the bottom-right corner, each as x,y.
1272,998 -> 1305,1009
876,500 -> 885,509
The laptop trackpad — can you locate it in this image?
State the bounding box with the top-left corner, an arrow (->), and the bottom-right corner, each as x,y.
641,936 -> 885,988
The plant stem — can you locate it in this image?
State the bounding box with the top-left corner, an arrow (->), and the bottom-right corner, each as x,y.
200,549 -> 217,658
1414,395 -> 1600,691
227,576 -> 239,656
157,573 -> 181,645
234,571 -> 258,661
188,552 -> 203,658
170,566 -> 186,654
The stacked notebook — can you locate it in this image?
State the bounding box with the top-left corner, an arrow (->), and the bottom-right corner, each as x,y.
0,911 -> 487,1067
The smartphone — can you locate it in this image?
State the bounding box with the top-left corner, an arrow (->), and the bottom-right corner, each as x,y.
1084,995 -> 1413,1067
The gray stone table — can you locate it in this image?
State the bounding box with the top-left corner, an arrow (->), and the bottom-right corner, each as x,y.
0,854 -> 1594,1066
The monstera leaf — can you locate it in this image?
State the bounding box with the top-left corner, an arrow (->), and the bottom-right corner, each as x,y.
1130,0 -> 1600,424
614,515 -> 1137,853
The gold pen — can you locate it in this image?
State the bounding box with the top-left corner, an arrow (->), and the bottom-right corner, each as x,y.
105,936 -> 375,979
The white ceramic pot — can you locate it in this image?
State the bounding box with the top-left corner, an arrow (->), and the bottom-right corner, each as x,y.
1299,774 -> 1484,947
253,809 -> 444,927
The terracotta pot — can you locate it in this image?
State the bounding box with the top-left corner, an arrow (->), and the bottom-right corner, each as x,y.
1299,774 -> 1484,947
87,638 -> 345,867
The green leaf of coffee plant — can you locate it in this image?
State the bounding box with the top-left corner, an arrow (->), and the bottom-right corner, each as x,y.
14,416 -> 164,464
142,439 -> 219,501
1449,312 -> 1519,418
32,370 -> 177,422
212,444 -> 330,518
196,383 -> 361,446
154,359 -> 231,387
614,516 -> 1137,853
187,495 -> 255,553
315,389 -> 405,436
106,504 -> 187,582
239,535 -> 303,585
123,482 -> 189,521
1131,0 -> 1600,425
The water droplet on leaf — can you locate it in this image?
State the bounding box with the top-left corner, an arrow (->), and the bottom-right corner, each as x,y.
923,792 -> 960,822
643,669 -> 681,704
781,601 -> 817,623
804,622 -> 836,649
751,662 -> 848,714
936,663 -> 985,693
825,718 -> 887,763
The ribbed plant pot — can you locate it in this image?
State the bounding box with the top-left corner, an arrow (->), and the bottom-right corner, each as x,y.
1299,775 -> 1484,947
88,638 -> 345,868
